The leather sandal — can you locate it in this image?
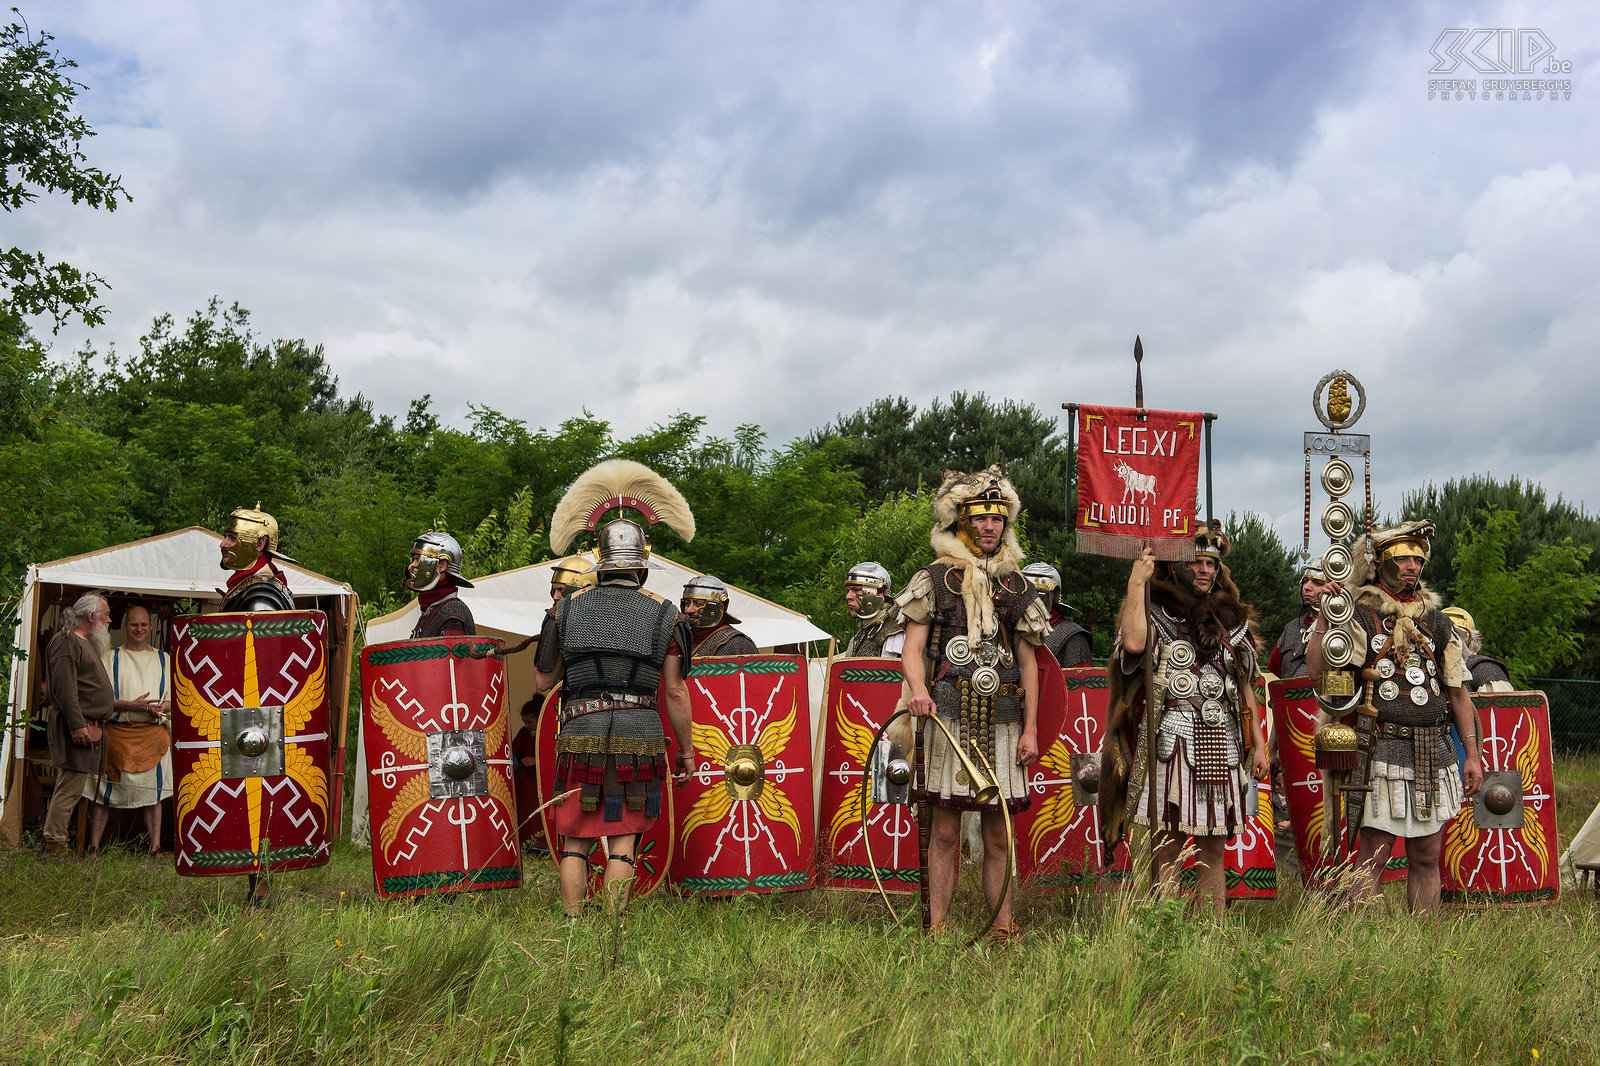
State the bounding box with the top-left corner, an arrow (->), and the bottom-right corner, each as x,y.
988,921 -> 1022,943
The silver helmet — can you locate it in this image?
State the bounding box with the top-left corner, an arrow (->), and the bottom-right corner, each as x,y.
845,561 -> 892,622
1021,562 -> 1061,595
682,574 -> 739,626
588,519 -> 661,574
407,531 -> 474,591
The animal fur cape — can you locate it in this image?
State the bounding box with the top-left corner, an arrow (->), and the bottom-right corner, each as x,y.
1096,561 -> 1258,861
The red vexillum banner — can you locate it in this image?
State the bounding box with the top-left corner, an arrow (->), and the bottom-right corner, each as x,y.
1075,404 -> 1203,560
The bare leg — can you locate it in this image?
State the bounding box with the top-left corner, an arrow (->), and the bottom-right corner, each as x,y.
1150,827 -> 1187,898
1191,835 -> 1227,920
926,807 -> 962,928
1405,828 -> 1444,915
1355,827 -> 1397,904
87,802 -> 110,851
602,834 -> 639,912
558,836 -> 595,917
143,804 -> 162,854
979,810 -> 1014,927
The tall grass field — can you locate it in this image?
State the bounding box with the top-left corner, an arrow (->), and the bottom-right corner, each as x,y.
3,753 -> 1598,1065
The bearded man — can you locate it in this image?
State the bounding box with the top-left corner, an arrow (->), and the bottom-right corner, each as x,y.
85,604 -> 173,855
218,504 -> 294,612
44,593 -> 157,855
1307,520 -> 1483,914
1100,521 -> 1271,919
896,465 -> 1051,936
681,575 -> 758,656
405,531 -> 475,638
842,562 -> 905,657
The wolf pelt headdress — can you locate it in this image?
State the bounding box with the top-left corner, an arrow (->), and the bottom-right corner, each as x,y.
925,464 -> 1027,648
1344,518 -> 1439,661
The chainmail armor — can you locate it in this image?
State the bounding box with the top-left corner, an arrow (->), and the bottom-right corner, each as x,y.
411,596 -> 476,638
1357,604 -> 1456,727
1044,618 -> 1092,667
556,584 -> 678,697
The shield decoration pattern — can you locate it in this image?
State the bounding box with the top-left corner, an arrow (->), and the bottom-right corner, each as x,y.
815,656 -> 917,893
672,656 -> 816,894
1016,667 -> 1133,885
1270,678 -> 1407,885
171,611 -> 331,876
533,683 -> 675,899
361,638 -> 521,898
1442,692 -> 1559,904
1014,654 -> 1104,886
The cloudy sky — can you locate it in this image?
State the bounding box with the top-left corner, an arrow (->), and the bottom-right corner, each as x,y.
20,0 -> 1600,543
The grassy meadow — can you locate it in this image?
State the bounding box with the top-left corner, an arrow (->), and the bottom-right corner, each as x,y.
2,753 -> 1598,1066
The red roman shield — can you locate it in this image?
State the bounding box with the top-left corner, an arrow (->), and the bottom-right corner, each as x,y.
532,683 -> 676,898
1015,655 -> 1109,886
360,637 -> 521,898
1017,666 -> 1133,885
672,656 -> 815,894
815,656 -> 917,893
171,611 -> 331,876
1270,677 -> 1407,885
1442,692 -> 1559,904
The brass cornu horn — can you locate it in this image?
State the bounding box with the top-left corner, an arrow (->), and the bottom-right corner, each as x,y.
860,710 -> 1017,944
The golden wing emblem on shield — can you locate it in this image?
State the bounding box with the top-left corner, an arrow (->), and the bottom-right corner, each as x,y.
175,749 -> 221,828
827,697 -> 878,848
368,682 -> 429,763
173,667 -> 222,743
1027,739 -> 1077,854
281,653 -> 326,736
379,773 -> 433,859
755,699 -> 797,760
1442,800 -> 1482,885
1513,711 -> 1549,882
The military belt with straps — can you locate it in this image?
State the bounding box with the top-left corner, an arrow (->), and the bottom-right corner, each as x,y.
1375,719 -> 1448,738
561,691 -> 657,726
953,677 -> 1024,699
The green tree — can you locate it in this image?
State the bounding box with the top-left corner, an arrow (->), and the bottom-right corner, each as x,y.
462,487 -> 540,579
1221,510 -> 1301,660
1,18 -> 131,333
785,492 -> 936,643
1401,475 -> 1600,677
1453,509 -> 1600,685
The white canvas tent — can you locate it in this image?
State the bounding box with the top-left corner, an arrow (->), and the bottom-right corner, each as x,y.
3,527 -> 359,845
351,554 -> 833,846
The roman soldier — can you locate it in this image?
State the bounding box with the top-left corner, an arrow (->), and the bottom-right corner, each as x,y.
1099,520 -> 1271,919
1268,554 -> 1330,679
1441,606 -> 1513,692
534,460 -> 697,915
1306,519 -> 1484,914
681,575 -> 758,656
1021,562 -> 1092,668
895,465 -> 1052,936
217,504 -> 294,612
842,561 -> 904,657
405,531 -> 476,638
549,556 -> 597,604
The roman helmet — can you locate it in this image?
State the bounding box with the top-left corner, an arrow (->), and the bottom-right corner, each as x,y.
1169,519 -> 1230,594
221,503 -> 295,570
1368,519 -> 1434,593
681,574 -> 739,628
550,554 -> 599,597
548,459 -> 696,581
931,464 -> 1023,560
1021,562 -> 1063,603
845,561 -> 893,622
406,530 -> 474,592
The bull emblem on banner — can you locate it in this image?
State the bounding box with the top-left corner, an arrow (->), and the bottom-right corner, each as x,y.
1114,459 -> 1157,505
